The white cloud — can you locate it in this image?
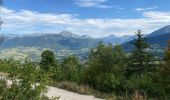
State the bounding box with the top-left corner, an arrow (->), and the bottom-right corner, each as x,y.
75,0 -> 114,8
1,7 -> 170,37
135,6 -> 158,11
143,11 -> 170,19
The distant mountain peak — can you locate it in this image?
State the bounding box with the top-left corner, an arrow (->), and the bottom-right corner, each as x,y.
101,34 -> 134,45
106,34 -> 117,37
147,25 -> 170,37
58,31 -> 80,38
81,35 -> 92,39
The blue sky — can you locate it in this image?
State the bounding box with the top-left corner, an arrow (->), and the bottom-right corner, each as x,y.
1,0 -> 170,37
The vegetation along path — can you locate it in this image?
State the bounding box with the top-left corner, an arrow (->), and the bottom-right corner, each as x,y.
4,78 -> 103,100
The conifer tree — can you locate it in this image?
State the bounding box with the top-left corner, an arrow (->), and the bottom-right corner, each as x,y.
127,30 -> 153,77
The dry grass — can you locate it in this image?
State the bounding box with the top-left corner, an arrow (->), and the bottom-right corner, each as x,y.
131,90 -> 147,100
0,72 -> 9,77
56,81 -> 92,95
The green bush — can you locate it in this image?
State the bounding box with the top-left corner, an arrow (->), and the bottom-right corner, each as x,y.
61,56 -> 81,82
0,58 -> 51,100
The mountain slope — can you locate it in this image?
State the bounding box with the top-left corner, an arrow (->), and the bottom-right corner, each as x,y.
1,33 -> 98,50
122,33 -> 170,51
57,31 -> 80,38
147,25 -> 170,37
100,34 -> 134,45
122,25 -> 170,51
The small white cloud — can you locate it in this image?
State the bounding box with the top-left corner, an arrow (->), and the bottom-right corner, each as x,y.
75,0 -> 114,9
143,11 -> 170,19
135,6 -> 158,11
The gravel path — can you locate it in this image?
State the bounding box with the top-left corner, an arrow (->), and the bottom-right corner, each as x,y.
46,86 -> 104,100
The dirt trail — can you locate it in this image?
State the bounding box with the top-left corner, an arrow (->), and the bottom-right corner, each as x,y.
46,86 -> 104,100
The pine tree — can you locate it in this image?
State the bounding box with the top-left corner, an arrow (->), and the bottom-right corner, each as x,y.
127,30 -> 153,77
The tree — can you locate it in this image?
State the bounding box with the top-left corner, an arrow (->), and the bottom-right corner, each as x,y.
127,30 -> 154,77
165,41 -> 170,64
40,50 -> 62,82
83,43 -> 127,93
158,40 -> 170,98
40,50 -> 57,72
125,30 -> 160,99
163,40 -> 170,97
61,56 -> 80,82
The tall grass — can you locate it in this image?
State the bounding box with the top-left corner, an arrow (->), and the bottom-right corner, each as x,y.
131,90 -> 146,100
56,81 -> 92,95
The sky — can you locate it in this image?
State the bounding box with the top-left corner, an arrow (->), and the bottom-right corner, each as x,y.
0,0 -> 170,37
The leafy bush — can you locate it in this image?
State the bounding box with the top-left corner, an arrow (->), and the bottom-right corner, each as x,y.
61,56 -> 81,82
0,58 -> 52,100
82,43 -> 126,93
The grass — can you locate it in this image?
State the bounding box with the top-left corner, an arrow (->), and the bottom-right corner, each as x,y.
131,90 -> 147,100
53,81 -> 92,95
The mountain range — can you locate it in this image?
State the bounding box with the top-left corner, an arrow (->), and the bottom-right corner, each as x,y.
0,25 -> 170,51
0,32 -> 96,50
100,34 -> 134,45
0,31 -> 134,50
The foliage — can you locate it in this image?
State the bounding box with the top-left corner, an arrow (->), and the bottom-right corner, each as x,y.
0,58 -> 51,100
155,40 -> 170,99
0,59 -> 20,73
40,50 -> 57,72
83,43 -> 127,93
40,50 -> 62,83
61,55 -> 81,82
126,30 -> 155,77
